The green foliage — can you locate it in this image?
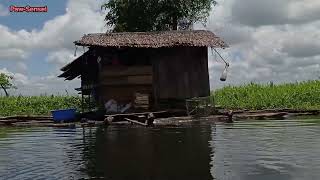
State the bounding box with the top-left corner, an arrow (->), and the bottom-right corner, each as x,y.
0,73 -> 13,87
213,80 -> 320,110
102,0 -> 217,32
0,73 -> 15,97
0,95 -> 82,116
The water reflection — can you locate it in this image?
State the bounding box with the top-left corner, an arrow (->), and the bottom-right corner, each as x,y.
82,124 -> 213,179
0,118 -> 320,179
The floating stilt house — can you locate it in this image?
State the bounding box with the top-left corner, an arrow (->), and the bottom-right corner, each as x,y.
59,30 -> 227,112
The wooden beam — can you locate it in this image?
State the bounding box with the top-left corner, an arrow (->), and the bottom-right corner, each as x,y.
100,66 -> 152,78
100,75 -> 152,86
105,111 -> 167,118
124,118 -> 147,126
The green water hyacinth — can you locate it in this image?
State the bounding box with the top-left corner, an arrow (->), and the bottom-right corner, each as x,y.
1,80 -> 319,116
213,80 -> 320,110
0,95 -> 82,116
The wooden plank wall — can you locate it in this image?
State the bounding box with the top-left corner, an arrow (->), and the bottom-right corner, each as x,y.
153,47 -> 210,101
98,66 -> 153,104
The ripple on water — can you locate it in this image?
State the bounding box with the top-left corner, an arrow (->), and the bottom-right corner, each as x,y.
211,118 -> 320,180
0,118 -> 320,180
0,127 -> 90,180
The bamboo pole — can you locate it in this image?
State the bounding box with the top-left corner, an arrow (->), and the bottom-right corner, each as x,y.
124,118 -> 147,126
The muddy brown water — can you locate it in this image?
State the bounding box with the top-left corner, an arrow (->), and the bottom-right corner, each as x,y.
0,117 -> 320,180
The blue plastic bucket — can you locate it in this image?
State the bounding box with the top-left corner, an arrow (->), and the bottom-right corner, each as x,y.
51,109 -> 76,123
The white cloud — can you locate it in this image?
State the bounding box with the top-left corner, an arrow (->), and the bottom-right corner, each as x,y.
16,62 -> 28,74
231,0 -> 289,27
0,48 -> 28,60
0,0 -> 105,61
0,68 -> 29,86
0,0 -> 104,95
13,73 -> 29,85
0,68 -> 13,76
281,24 -> 320,58
288,0 -> 320,24
230,0 -> 320,27
0,68 -> 80,96
207,0 -> 320,89
33,0 -> 105,50
46,49 -> 77,66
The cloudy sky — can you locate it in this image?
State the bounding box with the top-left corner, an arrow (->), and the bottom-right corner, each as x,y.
0,0 -> 319,95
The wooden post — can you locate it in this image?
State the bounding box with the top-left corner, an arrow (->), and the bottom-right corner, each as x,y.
88,94 -> 91,110
146,113 -> 155,127
81,92 -> 84,113
226,110 -> 234,123
152,55 -> 159,110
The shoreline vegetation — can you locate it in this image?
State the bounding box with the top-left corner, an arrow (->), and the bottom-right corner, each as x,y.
214,80 -> 320,110
0,80 -> 319,117
0,96 -> 81,117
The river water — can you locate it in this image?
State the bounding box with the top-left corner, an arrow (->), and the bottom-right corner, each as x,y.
0,117 -> 320,180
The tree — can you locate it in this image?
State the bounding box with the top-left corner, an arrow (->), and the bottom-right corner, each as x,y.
0,73 -> 15,97
102,0 -> 217,32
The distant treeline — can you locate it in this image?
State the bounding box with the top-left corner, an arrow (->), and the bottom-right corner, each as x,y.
213,80 -> 320,110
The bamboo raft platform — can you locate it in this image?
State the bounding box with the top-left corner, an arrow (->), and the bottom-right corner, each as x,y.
0,109 -> 319,128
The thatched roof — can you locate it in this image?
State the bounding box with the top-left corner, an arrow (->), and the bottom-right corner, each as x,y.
74,30 -> 228,48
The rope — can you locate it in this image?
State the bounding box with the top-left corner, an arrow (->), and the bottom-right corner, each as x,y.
212,48 -> 229,67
